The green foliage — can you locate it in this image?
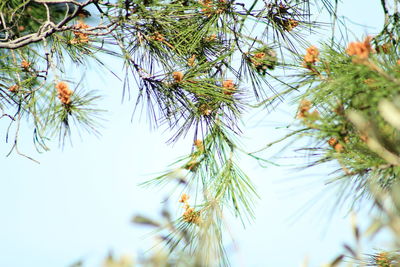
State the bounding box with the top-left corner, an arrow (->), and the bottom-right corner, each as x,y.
282,31 -> 400,204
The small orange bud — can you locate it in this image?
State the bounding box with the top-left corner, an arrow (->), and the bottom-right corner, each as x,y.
71,21 -> 90,44
346,36 -> 374,60
375,252 -> 391,266
222,79 -> 236,95
205,34 -> 216,42
182,207 -> 200,224
297,99 -> 312,118
328,137 -> 338,147
194,139 -> 203,148
179,193 -> 189,203
254,52 -> 266,59
334,143 -> 344,152
56,81 -> 73,105
222,79 -> 234,88
9,84 -> 19,93
302,46 -> 319,69
21,60 -> 30,69
284,19 -> 299,31
172,71 -> 184,82
300,99 -> 311,110
152,32 -> 165,42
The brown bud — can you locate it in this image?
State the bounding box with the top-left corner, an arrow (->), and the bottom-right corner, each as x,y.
172,71 -> 184,82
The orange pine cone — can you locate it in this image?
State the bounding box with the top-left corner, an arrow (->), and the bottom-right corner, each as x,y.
346,36 -> 374,59
56,81 -> 73,105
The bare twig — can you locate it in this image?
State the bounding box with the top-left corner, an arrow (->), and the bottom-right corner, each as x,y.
6,107 -> 40,164
249,128 -> 309,154
381,0 -> 390,26
34,0 -> 88,6
44,3 -> 51,22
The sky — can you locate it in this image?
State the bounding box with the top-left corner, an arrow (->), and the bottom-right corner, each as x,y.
0,1 -> 390,266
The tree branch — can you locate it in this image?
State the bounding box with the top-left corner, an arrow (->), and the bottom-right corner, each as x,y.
34,0 -> 89,6
381,0 -> 390,26
0,0 -> 99,49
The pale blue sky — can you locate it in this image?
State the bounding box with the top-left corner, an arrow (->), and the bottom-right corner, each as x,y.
0,1 -> 388,266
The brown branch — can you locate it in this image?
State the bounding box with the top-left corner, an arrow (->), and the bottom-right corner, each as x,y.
381,0 -> 390,26
34,0 -> 89,6
70,23 -> 118,36
0,0 -> 99,49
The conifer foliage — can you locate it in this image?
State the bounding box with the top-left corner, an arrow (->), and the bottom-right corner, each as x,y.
2,0 -> 400,266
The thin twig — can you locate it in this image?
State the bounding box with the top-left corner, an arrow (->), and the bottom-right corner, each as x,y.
381,0 -> 390,26
249,127 -> 309,154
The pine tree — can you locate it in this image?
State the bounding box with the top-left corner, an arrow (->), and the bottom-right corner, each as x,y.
2,0 -> 400,266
